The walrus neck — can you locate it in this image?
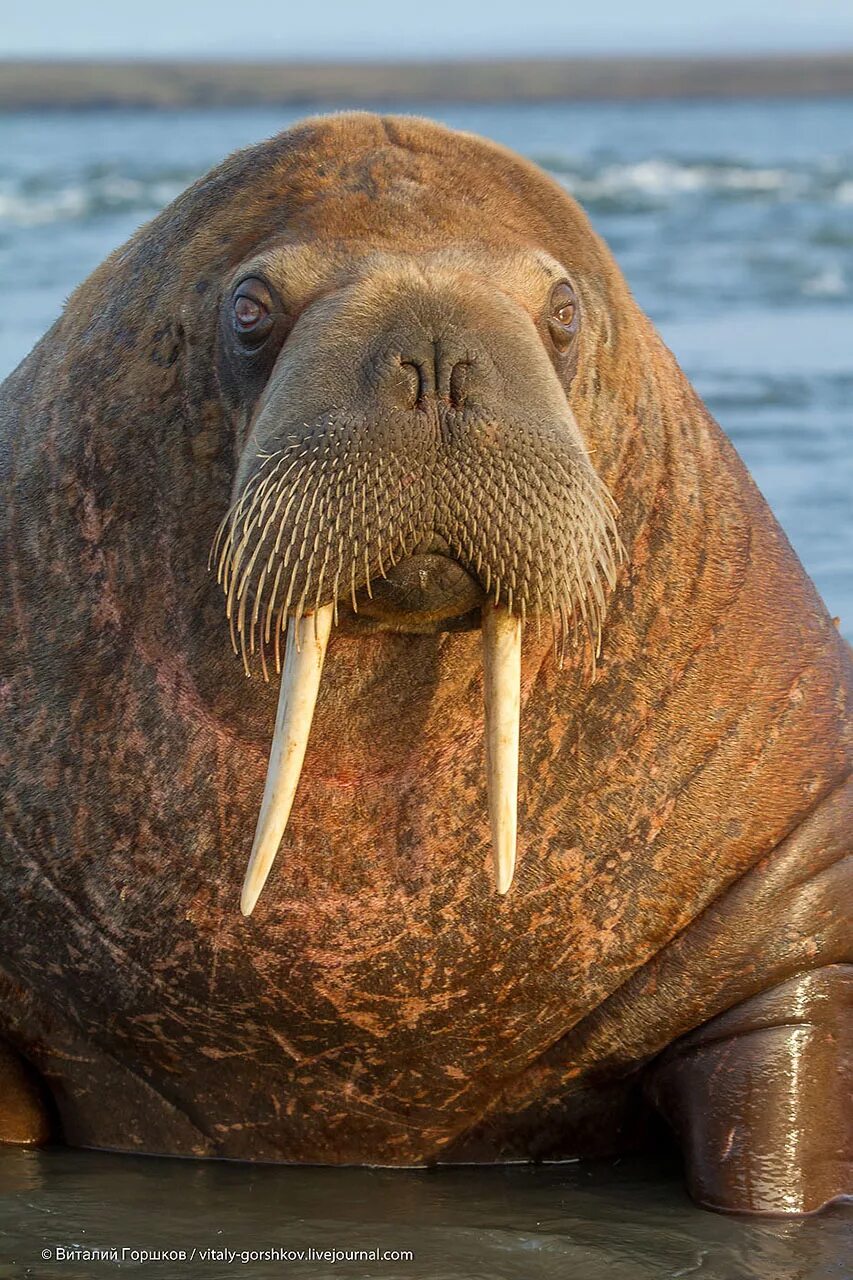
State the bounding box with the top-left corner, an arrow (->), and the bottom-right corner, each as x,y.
620,351 -> 755,624
608,338 -> 842,731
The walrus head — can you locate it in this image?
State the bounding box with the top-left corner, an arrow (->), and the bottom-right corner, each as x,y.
197,118 -> 624,913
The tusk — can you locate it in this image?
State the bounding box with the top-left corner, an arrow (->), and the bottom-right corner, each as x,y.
240,603 -> 334,916
482,603 -> 521,895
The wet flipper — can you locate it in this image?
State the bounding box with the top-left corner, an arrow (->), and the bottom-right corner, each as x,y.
646,965 -> 852,1215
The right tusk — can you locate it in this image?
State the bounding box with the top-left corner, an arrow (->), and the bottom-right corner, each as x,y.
482,603 -> 521,895
240,603 -> 334,917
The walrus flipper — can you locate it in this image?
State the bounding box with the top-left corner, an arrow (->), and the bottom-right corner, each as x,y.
647,965 -> 853,1215
0,1040 -> 52,1146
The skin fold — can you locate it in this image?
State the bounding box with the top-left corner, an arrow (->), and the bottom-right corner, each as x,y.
0,113 -> 849,1215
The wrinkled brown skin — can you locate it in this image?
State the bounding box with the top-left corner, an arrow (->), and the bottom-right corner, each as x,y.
0,113 -> 850,1216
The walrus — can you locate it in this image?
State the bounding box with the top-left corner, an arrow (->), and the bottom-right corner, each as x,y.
0,113 -> 850,1217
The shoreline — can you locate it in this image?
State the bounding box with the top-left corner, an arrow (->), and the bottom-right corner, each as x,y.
2,53 -> 852,110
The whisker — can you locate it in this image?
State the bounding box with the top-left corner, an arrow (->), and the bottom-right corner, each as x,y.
213,414 -> 621,678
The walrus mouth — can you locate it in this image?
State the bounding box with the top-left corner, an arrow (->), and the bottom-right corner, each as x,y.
211,412 -> 621,913
342,543 -> 486,632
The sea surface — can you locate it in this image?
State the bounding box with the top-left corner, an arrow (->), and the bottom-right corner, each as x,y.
0,100 -> 851,1279
1,99 -> 851,635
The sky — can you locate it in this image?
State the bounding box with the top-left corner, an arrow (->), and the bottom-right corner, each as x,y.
3,0 -> 853,59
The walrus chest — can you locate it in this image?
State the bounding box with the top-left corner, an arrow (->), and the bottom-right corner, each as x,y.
11,735 -> 712,1168
19,886 -> 637,1164
6,611 -> 847,1163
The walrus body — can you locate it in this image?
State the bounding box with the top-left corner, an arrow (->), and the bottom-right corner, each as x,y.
0,114 -> 850,1216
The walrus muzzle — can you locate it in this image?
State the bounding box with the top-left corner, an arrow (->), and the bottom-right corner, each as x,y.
211,264 -> 621,912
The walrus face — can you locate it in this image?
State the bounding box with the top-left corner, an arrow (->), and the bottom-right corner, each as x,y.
212,240 -> 620,913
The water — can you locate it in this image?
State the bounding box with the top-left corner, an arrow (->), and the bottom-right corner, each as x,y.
0,100 -> 851,1277
1,100 -> 852,634
2,1147 -> 851,1280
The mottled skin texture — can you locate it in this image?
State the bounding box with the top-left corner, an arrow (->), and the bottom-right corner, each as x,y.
0,114 -> 850,1215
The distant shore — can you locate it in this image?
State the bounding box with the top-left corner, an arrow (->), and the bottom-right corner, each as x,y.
2,53 -> 852,110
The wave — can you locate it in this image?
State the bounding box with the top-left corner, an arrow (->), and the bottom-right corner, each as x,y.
0,171 -> 191,227
2,155 -> 853,229
552,158 -> 801,203
544,157 -> 853,209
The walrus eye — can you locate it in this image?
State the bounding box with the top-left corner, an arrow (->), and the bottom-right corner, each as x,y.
548,282 -> 579,352
232,278 -> 276,347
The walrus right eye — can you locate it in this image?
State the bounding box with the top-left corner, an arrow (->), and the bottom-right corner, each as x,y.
231,278 -> 277,348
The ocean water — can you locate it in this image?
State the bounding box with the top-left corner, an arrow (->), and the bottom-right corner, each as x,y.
0,100 -> 851,1279
1,1147 -> 851,1280
1,99 -> 851,636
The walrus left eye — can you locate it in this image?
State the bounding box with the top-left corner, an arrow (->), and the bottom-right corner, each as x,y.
548,282 -> 579,352
231,278 -> 276,347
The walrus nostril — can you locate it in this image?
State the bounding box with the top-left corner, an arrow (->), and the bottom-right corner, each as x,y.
387,345 -> 471,410
448,359 -> 470,409
398,359 -> 423,409
398,355 -> 435,408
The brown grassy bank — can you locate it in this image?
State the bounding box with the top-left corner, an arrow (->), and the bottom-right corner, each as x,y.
1,53 -> 852,110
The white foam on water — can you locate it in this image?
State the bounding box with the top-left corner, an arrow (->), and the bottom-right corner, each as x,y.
0,175 -> 187,227
0,154 -> 841,229
554,158 -> 803,203
802,265 -> 847,297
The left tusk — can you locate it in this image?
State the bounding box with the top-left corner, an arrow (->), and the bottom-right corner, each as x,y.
482,603 -> 521,894
240,603 -> 334,916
